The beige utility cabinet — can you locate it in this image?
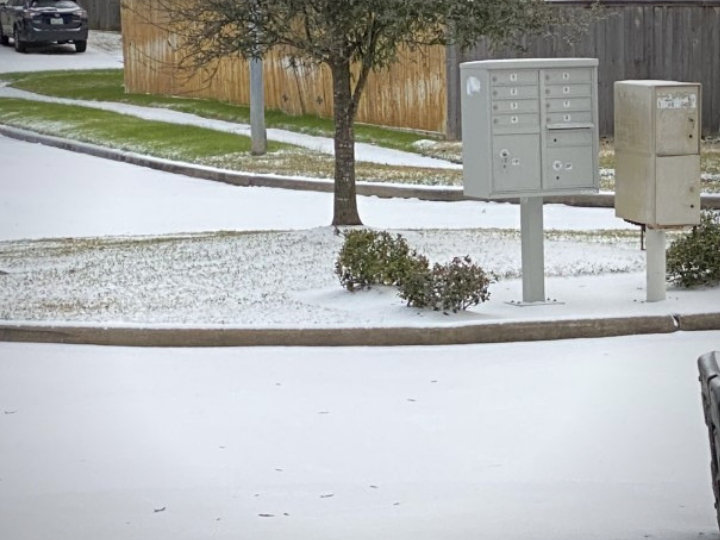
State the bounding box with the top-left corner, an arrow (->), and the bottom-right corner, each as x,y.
461,58 -> 600,199
615,81 -> 702,227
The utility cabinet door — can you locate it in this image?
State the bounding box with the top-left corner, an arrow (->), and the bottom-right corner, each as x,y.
491,134 -> 541,194
655,155 -> 701,226
655,87 -> 701,156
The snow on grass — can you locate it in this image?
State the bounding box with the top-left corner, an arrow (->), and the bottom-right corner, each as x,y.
0,227 -> 660,326
0,85 -> 460,169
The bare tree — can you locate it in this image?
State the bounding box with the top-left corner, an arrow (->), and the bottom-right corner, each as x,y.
129,0 -> 579,226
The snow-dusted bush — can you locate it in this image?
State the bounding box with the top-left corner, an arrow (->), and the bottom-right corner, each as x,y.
335,230 -> 428,292
667,211 -> 720,288
336,231 -> 493,312
398,256 -> 493,313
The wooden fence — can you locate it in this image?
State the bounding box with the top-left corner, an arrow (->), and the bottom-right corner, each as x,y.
449,0 -> 720,137
120,0 -> 447,133
121,0 -> 720,138
82,0 -> 121,31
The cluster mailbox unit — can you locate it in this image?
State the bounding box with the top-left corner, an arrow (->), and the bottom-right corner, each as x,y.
460,58 -> 600,303
461,58 -> 600,200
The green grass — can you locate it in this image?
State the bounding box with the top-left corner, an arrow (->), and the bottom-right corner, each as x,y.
0,98 -> 462,186
0,69 -> 433,153
0,98 -> 290,160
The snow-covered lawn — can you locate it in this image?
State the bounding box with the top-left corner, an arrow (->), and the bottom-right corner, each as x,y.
1,334 -> 719,540
4,134 -> 719,326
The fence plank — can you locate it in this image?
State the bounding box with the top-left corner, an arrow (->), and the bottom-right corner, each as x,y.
82,0 -> 120,31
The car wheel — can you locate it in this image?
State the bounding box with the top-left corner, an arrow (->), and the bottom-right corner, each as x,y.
0,28 -> 9,47
13,28 -> 26,53
74,40 -> 86,53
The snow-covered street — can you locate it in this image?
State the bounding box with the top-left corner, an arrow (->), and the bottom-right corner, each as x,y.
1,333 -> 719,540
0,133 -> 630,241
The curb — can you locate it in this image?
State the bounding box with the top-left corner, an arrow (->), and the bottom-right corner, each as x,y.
3,125 -> 719,209
2,313 -> 719,348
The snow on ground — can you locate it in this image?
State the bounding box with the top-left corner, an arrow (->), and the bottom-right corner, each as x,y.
2,134 -> 691,327
0,134 -> 632,243
1,334 -> 720,540
0,31 -> 123,73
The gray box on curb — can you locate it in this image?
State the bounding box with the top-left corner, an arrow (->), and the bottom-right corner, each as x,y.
460,58 -> 600,199
614,81 -> 702,228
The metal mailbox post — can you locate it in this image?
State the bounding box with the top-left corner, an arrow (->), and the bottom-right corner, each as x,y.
461,58 -> 600,303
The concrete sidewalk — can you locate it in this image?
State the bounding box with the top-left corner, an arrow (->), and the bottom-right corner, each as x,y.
0,85 -> 459,169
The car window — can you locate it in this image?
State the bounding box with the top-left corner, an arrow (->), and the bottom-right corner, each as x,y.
30,0 -> 80,7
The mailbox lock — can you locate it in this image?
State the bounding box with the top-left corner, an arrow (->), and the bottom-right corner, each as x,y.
500,149 -> 510,158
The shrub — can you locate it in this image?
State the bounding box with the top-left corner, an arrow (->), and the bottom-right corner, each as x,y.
398,256 -> 493,313
667,211 -> 720,288
335,229 -> 428,292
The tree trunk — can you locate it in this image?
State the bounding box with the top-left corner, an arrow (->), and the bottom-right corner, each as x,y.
330,60 -> 362,226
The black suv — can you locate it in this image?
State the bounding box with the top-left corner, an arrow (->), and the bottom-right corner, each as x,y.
0,0 -> 88,53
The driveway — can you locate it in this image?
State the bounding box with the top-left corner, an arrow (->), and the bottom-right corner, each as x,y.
0,30 -> 122,73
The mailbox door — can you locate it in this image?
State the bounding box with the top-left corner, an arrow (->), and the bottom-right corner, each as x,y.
655,155 -> 701,226
491,134 -> 541,194
545,144 -> 595,190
